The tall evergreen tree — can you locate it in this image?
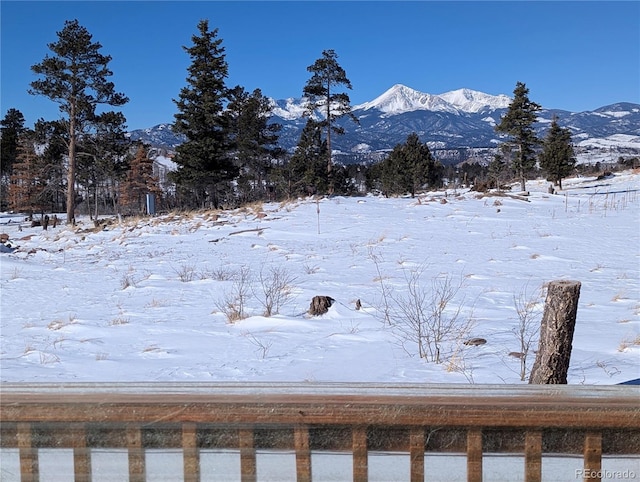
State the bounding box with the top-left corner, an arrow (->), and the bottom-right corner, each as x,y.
8,124 -> 63,216
380,133 -> 441,197
488,154 -> 507,190
119,143 -> 162,215
227,86 -> 282,202
303,49 -> 358,193
1,108 -> 26,209
495,81 -> 541,192
78,111 -> 130,218
29,19 -> 128,223
32,119 -> 67,213
172,19 -> 237,208
539,116 -> 576,190
286,119 -> 328,197
8,131 -> 39,214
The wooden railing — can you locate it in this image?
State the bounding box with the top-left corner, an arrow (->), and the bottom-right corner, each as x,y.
1,383 -> 638,482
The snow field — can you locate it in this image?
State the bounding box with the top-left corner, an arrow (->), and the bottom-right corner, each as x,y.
1,171 -> 639,384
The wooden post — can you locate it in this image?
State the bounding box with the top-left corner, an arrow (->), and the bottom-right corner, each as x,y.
524,430 -> 542,482
17,422 -> 38,482
72,423 -> 91,482
409,428 -> 425,482
583,432 -> 602,482
183,423 -> 200,482
239,428 -> 256,482
529,280 -> 581,384
127,426 -> 145,482
466,429 -> 483,482
294,426 -> 312,482
352,426 -> 368,482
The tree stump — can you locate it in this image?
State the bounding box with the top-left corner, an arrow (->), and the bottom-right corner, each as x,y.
308,296 -> 335,316
529,280 -> 581,384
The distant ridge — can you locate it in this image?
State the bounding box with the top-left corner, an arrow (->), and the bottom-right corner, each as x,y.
129,84 -> 640,165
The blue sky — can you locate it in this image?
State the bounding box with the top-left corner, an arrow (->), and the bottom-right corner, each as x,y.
1,1 -> 638,130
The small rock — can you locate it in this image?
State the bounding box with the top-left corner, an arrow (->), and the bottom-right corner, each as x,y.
464,337 -> 487,346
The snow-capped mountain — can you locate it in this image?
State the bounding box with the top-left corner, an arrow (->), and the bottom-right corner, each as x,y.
126,123 -> 185,149
438,88 -> 512,114
129,85 -> 640,165
272,84 -> 513,118
357,84 -> 459,115
269,97 -> 308,120
356,84 -> 511,116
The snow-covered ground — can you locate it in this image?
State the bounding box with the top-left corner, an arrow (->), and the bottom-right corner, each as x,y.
1,171 -> 639,385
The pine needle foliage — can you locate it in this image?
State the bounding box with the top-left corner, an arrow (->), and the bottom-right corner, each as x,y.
539,116 -> 576,190
172,20 -> 237,209
495,82 -> 541,192
29,19 -> 128,223
303,49 -> 358,193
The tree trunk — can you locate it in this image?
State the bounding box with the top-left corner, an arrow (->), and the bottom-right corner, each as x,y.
94,182 -> 99,220
66,104 -> 76,225
519,168 -> 527,192
529,280 -> 581,384
326,82 -> 333,195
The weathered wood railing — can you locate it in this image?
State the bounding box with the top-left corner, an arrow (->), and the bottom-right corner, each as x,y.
1,383 -> 638,482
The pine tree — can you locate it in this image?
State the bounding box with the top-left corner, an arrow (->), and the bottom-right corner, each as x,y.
539,116 -> 576,190
1,108 -> 26,210
303,49 -> 358,193
32,119 -> 67,212
29,19 -> 128,223
380,133 -> 440,197
119,143 -> 162,215
488,154 -> 507,190
495,82 -> 541,192
8,131 -> 43,215
78,111 -> 130,218
172,20 -> 237,209
286,119 -> 328,197
227,87 -> 282,202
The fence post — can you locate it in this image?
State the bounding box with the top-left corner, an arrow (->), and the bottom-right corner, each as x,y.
583,432 -> 602,482
410,428 -> 425,482
239,429 -> 256,482
524,430 -> 542,482
352,426 -> 368,482
18,422 -> 38,482
467,429 -> 483,482
183,423 -> 199,482
72,423 -> 91,482
294,426 -> 312,482
127,425 -> 145,482
529,280 -> 581,384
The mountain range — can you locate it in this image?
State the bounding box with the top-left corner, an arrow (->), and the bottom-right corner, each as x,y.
130,84 -> 640,165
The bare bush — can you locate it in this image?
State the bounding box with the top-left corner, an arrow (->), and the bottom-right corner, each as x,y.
210,266 -> 235,281
368,247 -> 393,325
174,264 -> 197,282
120,272 -> 137,290
303,263 -> 319,275
255,265 -> 297,317
215,266 -> 253,322
511,283 -> 543,381
245,332 -> 273,359
392,267 -> 473,364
